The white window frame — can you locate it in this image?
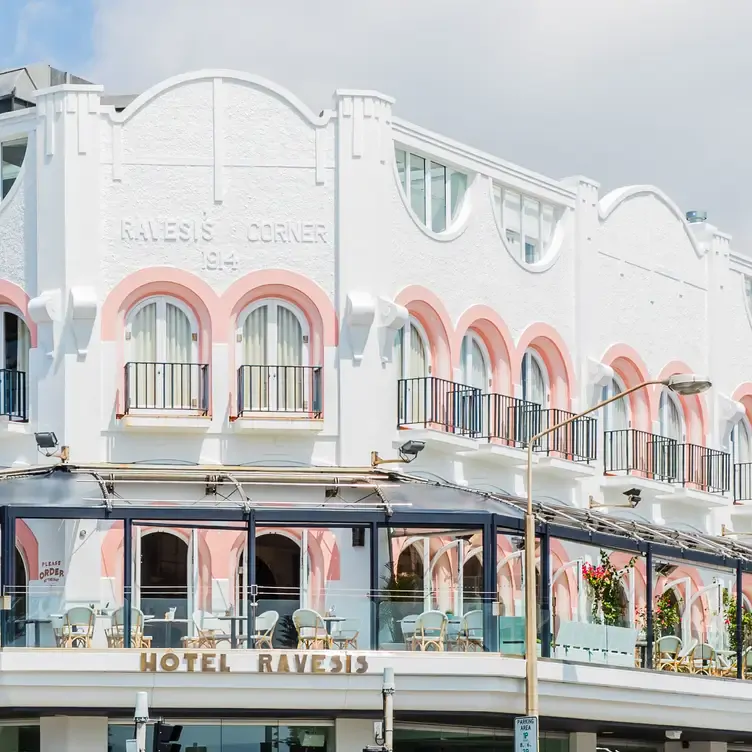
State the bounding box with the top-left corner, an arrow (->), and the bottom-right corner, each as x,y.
659,388 -> 685,442
461,331 -> 490,390
731,417 -> 752,465
125,295 -> 199,363
1,137 -> 28,200
395,147 -> 467,233
0,306 -> 30,371
521,349 -> 548,405
492,183 -> 562,266
398,317 -> 432,380
236,298 -> 310,366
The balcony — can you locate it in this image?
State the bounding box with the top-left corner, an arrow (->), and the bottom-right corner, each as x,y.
673,443 -> 730,495
121,362 -> 209,429
0,368 -> 27,421
397,377 -> 481,449
531,408 -> 597,462
234,365 -> 323,432
473,393 -> 537,465
735,462 -> 752,503
602,429 -> 677,497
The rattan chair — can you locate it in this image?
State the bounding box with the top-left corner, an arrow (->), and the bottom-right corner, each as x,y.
251,610 -> 279,649
410,610 -> 447,651
106,607 -> 152,648
458,610 -> 484,652
60,606 -> 96,648
293,608 -> 332,649
655,635 -> 682,671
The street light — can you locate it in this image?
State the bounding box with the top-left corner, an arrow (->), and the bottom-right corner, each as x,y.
523,374 -> 711,725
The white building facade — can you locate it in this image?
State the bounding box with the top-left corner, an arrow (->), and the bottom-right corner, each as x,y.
1,67 -> 752,752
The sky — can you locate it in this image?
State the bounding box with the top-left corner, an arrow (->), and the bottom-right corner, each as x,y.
2,0 -> 752,249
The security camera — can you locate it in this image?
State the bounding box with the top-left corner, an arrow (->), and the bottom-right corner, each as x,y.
398,440 -> 425,461
623,488 -> 641,507
665,730 -> 682,741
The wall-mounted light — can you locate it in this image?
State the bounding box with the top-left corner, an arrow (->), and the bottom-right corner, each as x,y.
34,432 -> 69,462
371,440 -> 425,467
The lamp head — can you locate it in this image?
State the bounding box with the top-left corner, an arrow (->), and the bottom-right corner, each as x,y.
34,432 -> 58,450
398,440 -> 425,461
663,374 -> 711,396
134,691 -> 149,722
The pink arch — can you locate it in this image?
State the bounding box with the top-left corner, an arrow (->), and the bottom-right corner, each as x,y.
16,520 -> 38,580
453,305 -> 514,394
656,360 -> 708,444
732,384 -> 752,426
395,285 -> 454,378
0,280 -> 37,347
515,323 -> 576,409
601,343 -> 653,431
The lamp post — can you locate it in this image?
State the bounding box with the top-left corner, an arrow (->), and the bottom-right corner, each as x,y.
523,374 -> 711,724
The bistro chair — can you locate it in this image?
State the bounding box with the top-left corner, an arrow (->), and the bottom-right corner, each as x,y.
106,607 -> 152,648
458,610 -> 484,652
690,642 -> 717,675
293,608 -> 332,650
399,615 -> 419,648
410,610 -> 447,651
331,618 -> 359,650
182,611 -> 231,649
59,606 -> 96,648
251,610 -> 279,649
655,635 -> 682,672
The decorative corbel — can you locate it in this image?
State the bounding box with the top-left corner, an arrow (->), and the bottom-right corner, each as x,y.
586,357 -> 614,388
344,292 -> 376,362
68,287 -> 98,358
717,394 -> 745,445
28,289 -> 62,359
378,297 -> 408,363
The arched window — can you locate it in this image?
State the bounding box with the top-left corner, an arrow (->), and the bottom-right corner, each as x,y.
125,296 -> 198,411
395,544 -> 425,607
395,319 -> 430,380
731,418 -> 752,465
521,349 -> 547,405
237,300 -> 311,413
659,389 -> 684,442
461,332 -> 489,391
602,376 -> 629,432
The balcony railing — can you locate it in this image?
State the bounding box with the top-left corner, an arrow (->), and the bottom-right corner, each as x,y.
0,369 -> 27,421
124,362 -> 209,414
734,462 -> 752,502
604,429 -> 677,481
397,377 -> 482,436
478,393 -> 540,447
673,443 -> 730,494
530,408 -> 597,463
237,365 -> 322,417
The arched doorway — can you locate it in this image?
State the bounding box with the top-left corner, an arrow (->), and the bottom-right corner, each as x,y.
256,533 -> 301,648
139,531 -> 188,648
12,548 -> 27,646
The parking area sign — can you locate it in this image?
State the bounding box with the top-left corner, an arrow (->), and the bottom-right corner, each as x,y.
515,716 -> 538,752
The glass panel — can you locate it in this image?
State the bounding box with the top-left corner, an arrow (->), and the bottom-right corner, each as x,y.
165,302 -> 193,408
660,389 -> 683,441
492,184 -> 503,223
409,153 -> 426,223
522,351 -> 546,405
378,527 -> 484,651
430,162 -> 446,233
470,338 -> 487,391
1,138 -> 28,199
394,727 -> 567,752
450,170 -> 467,219
0,726 -> 39,752
548,538 -> 646,668
652,557 -> 734,675
242,306 -> 269,411
408,323 -> 427,378
503,190 -> 521,233
541,202 -> 555,250
395,148 -> 407,191
523,196 -> 541,263
496,530 -> 531,656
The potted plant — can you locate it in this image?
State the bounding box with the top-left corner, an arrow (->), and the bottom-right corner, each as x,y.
636,590 -> 681,641
379,565 -> 424,643
723,590 -> 752,652
582,550 -> 636,626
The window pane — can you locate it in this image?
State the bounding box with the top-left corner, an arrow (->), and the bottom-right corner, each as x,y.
243,306 -> 268,364
165,303 -> 192,362
409,153 -> 426,223
492,184 -> 503,223
1,138 -> 27,199
277,305 -> 303,366
450,170 -> 467,219
395,148 -> 407,192
541,202 -> 555,249
506,229 -> 521,255
503,190 -> 521,233
430,161 -> 446,233
130,302 -> 158,362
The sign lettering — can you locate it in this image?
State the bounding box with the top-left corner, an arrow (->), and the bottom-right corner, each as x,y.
39,560 -> 65,583
121,218 -> 215,242
247,221 -> 328,244
515,716 -> 538,752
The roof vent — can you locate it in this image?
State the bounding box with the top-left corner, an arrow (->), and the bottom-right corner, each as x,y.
686,210 -> 707,224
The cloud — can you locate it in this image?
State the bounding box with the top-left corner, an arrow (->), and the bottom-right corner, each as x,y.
88,0 -> 752,248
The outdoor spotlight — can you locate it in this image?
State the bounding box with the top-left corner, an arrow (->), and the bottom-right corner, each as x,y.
623,488 -> 642,507
664,374 -> 712,396
34,432 -> 58,450
398,440 -> 425,461
665,731 -> 682,741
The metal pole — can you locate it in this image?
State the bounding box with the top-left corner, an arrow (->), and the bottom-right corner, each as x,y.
737,559 -> 744,680
645,544 -> 653,669
134,691 -> 149,752
383,667 -> 395,752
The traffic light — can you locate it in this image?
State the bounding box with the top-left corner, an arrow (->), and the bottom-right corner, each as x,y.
153,722 -> 183,752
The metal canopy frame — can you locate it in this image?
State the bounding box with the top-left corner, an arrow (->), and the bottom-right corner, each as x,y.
0,462 -> 748,674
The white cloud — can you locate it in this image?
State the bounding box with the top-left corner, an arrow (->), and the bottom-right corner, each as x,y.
89,0 -> 752,248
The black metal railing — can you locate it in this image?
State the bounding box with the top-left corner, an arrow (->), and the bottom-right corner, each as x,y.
673,443 -> 730,494
0,369 -> 27,421
530,408 -> 597,463
397,377 -> 482,436
734,462 -> 752,502
124,362 -> 209,414
479,393 -> 540,447
237,365 -> 322,416
604,429 -> 677,481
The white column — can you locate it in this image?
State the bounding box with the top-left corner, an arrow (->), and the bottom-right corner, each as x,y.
41,716 -> 108,752
335,718 -> 374,752
569,732 -> 597,752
